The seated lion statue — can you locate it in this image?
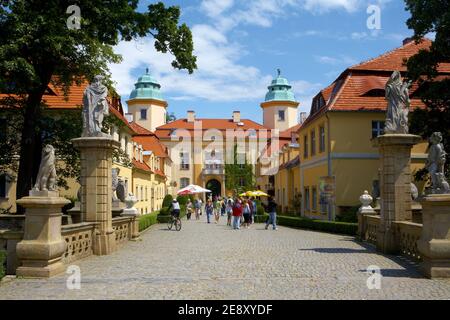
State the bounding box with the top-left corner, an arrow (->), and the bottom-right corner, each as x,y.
33,145 -> 57,191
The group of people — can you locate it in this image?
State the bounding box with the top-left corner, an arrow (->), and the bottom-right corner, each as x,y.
183,195 -> 278,230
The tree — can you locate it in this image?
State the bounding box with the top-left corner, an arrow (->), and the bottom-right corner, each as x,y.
0,1 -> 197,209
404,0 -> 450,178
166,112 -> 177,123
224,145 -> 256,195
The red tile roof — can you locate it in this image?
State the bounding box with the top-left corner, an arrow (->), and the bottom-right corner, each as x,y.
301,38 -> 450,129
132,159 -> 152,172
133,135 -> 168,158
129,122 -> 154,135
155,118 -> 268,139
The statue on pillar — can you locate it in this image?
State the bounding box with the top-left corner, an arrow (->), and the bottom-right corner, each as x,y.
384,71 -> 412,134
82,75 -> 110,137
33,144 -> 57,192
426,132 -> 450,194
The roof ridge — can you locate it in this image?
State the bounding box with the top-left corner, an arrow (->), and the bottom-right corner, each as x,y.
349,38 -> 430,71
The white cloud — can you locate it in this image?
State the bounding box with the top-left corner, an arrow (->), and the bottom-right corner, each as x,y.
315,55 -> 357,66
302,0 -> 361,13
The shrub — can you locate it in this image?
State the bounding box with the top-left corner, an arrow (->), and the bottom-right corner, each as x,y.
176,195 -> 189,205
162,194 -> 173,208
254,214 -> 269,223
138,211 -> 159,232
256,204 -> 265,216
276,215 -> 357,236
0,250 -> 6,280
336,206 -> 359,223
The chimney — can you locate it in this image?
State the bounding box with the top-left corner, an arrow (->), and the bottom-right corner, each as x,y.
187,110 -> 195,123
299,112 -> 308,124
232,111 -> 241,123
125,113 -> 134,123
403,37 -> 414,46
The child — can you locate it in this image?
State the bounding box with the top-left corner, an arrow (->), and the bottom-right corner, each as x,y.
226,199 -> 233,226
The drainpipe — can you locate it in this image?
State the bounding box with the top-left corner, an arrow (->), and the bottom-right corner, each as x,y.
326,113 -> 333,221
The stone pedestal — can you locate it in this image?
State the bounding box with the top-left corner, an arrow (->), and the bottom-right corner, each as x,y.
15,191 -> 70,278
373,134 -> 421,254
357,191 -> 376,240
121,207 -> 140,240
417,194 -> 450,278
72,137 -> 120,255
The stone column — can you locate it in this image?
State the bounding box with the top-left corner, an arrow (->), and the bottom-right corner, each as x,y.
417,194 -> 450,278
72,137 -> 120,255
373,134 -> 421,254
357,191 -> 376,240
15,191 -> 69,277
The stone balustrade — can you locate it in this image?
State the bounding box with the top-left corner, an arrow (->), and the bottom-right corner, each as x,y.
360,215 -> 380,246
112,216 -> 133,245
393,221 -> 422,262
61,222 -> 96,264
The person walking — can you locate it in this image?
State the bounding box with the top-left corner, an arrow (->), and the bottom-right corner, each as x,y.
232,198 -> 243,230
205,199 -> 214,224
264,196 -> 278,230
225,199 -> 233,226
194,199 -> 200,220
186,199 -> 193,220
213,197 -> 221,223
248,197 -> 255,224
242,199 -> 251,229
221,197 -> 226,217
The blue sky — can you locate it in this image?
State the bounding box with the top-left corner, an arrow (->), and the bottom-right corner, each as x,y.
109,0 -> 416,124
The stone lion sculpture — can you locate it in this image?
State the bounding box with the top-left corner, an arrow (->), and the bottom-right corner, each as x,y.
33,145 -> 57,191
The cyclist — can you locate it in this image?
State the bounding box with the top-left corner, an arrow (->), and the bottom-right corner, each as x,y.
169,199 -> 181,220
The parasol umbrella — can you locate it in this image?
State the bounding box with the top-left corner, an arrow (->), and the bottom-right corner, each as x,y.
177,184 -> 211,195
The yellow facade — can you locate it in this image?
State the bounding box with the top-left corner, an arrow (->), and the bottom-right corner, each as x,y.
297,111 -> 428,220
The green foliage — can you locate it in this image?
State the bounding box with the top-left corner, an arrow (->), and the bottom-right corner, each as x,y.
138,211 -> 159,232
157,205 -> 186,223
224,144 -> 256,194
162,194 -> 174,208
176,195 -> 189,205
166,112 -> 176,123
0,250 -> 6,280
276,215 -> 357,236
0,0 -> 197,201
336,206 -> 359,223
405,0 -> 450,178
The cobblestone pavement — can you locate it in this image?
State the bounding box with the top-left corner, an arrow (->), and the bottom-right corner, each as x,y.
1,217 -> 450,300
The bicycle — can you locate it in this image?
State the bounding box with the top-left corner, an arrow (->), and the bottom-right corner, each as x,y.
167,214 -> 182,231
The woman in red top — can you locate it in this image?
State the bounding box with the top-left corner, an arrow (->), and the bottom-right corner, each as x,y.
232,198 -> 243,230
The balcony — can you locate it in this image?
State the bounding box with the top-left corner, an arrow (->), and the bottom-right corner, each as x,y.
202,164 -> 224,176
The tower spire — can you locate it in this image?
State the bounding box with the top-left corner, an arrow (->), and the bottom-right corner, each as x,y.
277,68 -> 281,77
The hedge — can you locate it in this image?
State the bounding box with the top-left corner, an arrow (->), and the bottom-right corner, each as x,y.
276,215 -> 357,236
162,194 -> 173,208
0,250 -> 6,280
138,211 -> 159,232
157,205 -> 187,223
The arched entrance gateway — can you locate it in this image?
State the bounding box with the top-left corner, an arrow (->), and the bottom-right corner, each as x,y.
206,179 -> 221,198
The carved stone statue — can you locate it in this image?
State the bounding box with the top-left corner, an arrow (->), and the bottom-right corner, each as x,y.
116,178 -> 126,202
426,132 -> 450,194
82,75 -> 109,137
384,71 -> 412,134
33,145 -> 57,191
112,167 -> 120,201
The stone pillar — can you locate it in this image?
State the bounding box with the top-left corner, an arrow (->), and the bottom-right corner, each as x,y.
15,191 -> 69,277
417,194 -> 450,278
72,137 -> 120,255
373,134 -> 421,254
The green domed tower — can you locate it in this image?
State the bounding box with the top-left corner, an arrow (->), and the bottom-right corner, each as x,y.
260,69 -> 299,131
126,68 -> 168,131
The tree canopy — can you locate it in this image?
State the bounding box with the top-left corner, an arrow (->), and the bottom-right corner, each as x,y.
404,0 -> 450,177
0,1 -> 197,206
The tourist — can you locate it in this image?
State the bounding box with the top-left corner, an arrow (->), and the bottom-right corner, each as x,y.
205,199 -> 214,224
214,197 -> 221,223
232,198 -> 243,230
225,199 -> 233,226
248,197 -> 255,224
221,197 -> 226,217
263,196 -> 278,230
198,198 -> 203,216
194,199 -> 200,220
169,199 -> 180,220
186,199 -> 193,220
242,199 -> 251,229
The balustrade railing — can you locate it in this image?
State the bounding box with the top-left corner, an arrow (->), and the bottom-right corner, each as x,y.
61,222 -> 95,264
393,221 -> 422,262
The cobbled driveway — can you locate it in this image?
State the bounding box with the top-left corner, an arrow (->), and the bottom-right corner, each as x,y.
1,217 -> 450,300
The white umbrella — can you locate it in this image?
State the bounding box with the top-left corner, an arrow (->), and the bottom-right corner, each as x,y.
177,184 -> 211,195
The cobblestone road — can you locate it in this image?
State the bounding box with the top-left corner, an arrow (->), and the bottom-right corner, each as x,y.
1,217 -> 450,300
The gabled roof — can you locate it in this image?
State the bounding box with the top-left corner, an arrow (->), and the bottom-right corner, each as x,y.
301,38 -> 450,129
155,118 -> 268,139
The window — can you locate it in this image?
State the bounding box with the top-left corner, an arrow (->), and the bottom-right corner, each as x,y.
140,108 -> 147,120
304,187 -> 310,211
303,135 -> 308,158
180,178 -> 190,188
136,186 -> 139,201
180,152 -> 189,170
278,110 -> 285,121
145,186 -> 148,201
141,186 -> 144,202
310,129 -> 316,156
312,187 -> 317,211
239,177 -> 245,187
319,126 -> 326,153
372,121 -> 385,138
